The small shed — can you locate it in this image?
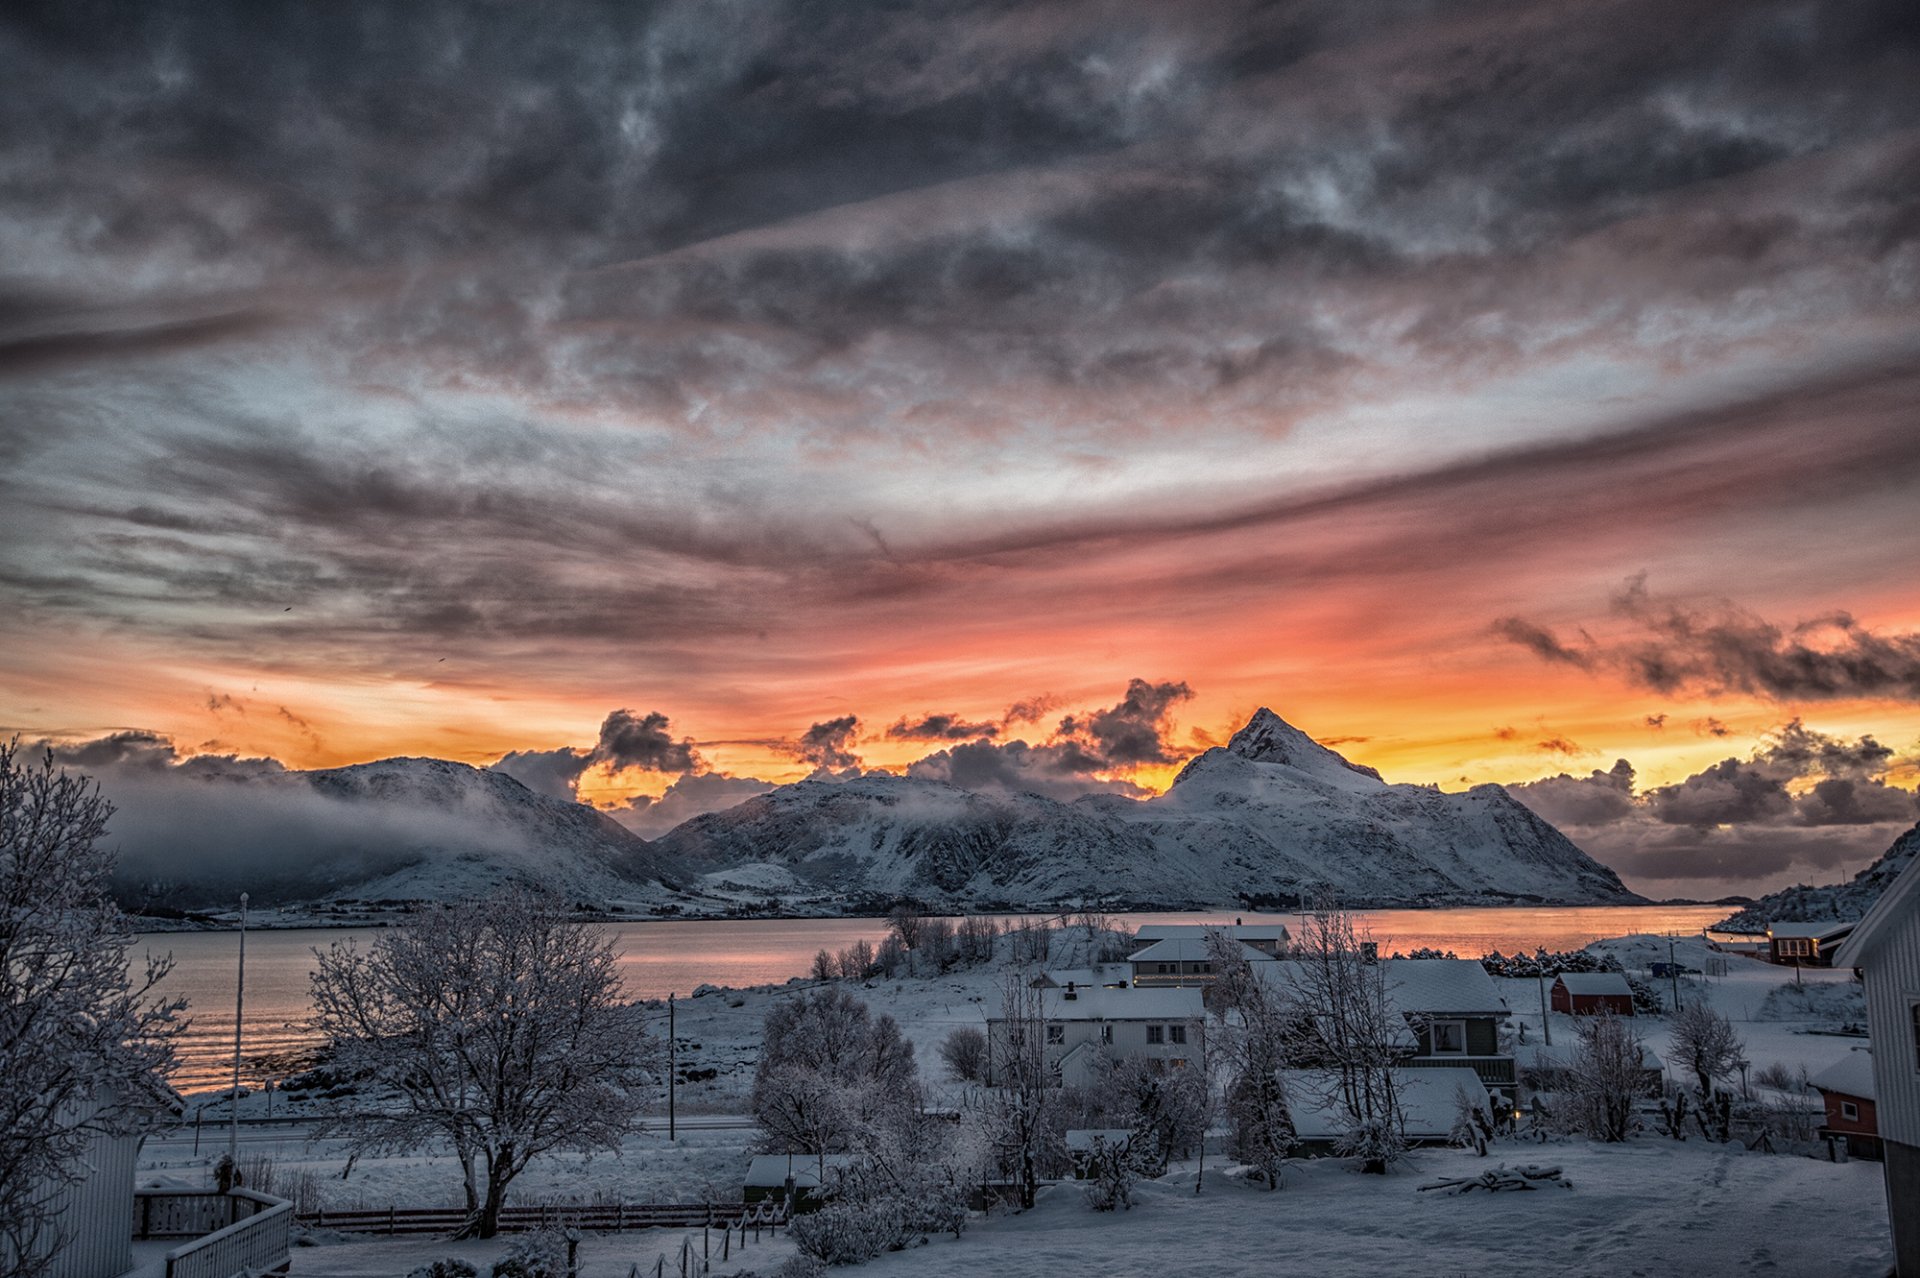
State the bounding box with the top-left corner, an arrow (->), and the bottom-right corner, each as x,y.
1766,920 -> 1856,967
743,1154 -> 857,1205
1549,972 -> 1634,1016
1811,1051 -> 1879,1160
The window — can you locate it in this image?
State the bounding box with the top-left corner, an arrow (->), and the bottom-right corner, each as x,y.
1841,1100 -> 1860,1122
1100,1024 -> 1113,1045
1045,1024 -> 1064,1046
1169,1024 -> 1188,1045
1157,962 -> 1175,974
1168,1058 -> 1188,1069
1910,1000 -> 1920,1068
1430,1019 -> 1468,1055
1146,1025 -> 1164,1044
1778,938 -> 1812,958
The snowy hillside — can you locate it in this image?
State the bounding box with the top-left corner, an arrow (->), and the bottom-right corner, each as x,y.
654,709 -> 1640,910
112,756 -> 688,910
1714,820 -> 1919,931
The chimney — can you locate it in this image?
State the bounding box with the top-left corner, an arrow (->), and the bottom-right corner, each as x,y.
1065,981 -> 1078,1000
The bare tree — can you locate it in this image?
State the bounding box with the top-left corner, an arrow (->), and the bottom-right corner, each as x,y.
987,971 -> 1064,1207
1205,930 -> 1295,1188
306,891 -> 653,1238
1,744 -> 185,1277
1568,1014 -> 1644,1143
837,938 -> 876,980
811,948 -> 836,982
885,902 -> 925,950
752,986 -> 921,1158
939,1027 -> 989,1082
1288,908 -> 1404,1173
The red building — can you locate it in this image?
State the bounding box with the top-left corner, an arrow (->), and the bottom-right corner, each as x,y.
1549,972 -> 1634,1016
1812,1050 -> 1880,1159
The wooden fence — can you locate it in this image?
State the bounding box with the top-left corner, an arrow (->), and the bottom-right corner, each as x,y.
297,1200 -> 787,1237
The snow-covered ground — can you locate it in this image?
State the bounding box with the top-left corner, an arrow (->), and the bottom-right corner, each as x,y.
148,930 -> 1896,1275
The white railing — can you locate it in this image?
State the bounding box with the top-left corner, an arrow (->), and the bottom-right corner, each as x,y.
157,1190 -> 291,1278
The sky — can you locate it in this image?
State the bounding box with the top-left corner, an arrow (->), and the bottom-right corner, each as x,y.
1,0 -> 1917,900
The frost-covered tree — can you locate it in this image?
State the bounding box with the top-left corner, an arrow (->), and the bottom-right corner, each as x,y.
1568,1014 -> 1644,1143
752,986 -> 921,1158
306,890 -> 653,1238
1,744 -> 185,1277
1287,908 -> 1404,1173
1666,1002 -> 1744,1101
986,971 -> 1065,1208
1205,930 -> 1295,1187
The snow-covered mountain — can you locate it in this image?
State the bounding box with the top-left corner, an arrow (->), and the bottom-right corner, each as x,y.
654,709 -> 1641,909
1714,821 -> 1919,931
112,756 -> 687,911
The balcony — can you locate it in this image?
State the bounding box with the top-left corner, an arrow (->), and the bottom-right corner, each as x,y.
1401,1054 -> 1517,1088
130,1189 -> 291,1278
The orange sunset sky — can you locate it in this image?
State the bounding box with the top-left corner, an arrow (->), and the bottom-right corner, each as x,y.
2,0 -> 1917,899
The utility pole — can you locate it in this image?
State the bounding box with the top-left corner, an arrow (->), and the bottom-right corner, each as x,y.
668,991 -> 677,1142
1537,970 -> 1552,1047
228,891 -> 248,1173
1668,934 -> 1680,1011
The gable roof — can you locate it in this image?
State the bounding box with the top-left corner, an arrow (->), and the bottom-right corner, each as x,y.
1831,851 -> 1920,968
1134,923 -> 1291,943
1768,920 -> 1856,941
1028,984 -> 1206,1021
1385,959 -> 1509,1017
1810,1051 -> 1876,1101
1128,936 -> 1271,964
1553,971 -> 1633,997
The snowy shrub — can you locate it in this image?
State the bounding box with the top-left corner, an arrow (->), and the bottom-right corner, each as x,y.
1627,976 -> 1665,1015
938,1027 -> 989,1082
789,1198 -> 908,1264
408,1261 -> 479,1278
1081,1136 -> 1138,1211
1754,1061 -> 1811,1093
1450,1086 -> 1493,1156
490,1226 -> 574,1278
1756,982 -> 1867,1026
1568,1015 -> 1644,1143
1335,1117 -> 1404,1171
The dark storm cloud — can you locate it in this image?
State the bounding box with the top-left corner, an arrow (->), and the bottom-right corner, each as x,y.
1511,719 -> 1919,885
1499,577 -> 1920,702
792,716 -> 861,769
1057,677 -> 1193,766
885,713 -> 1001,742
491,708 -> 702,801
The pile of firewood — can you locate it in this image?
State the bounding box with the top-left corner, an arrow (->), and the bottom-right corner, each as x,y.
1417,1164 -> 1572,1194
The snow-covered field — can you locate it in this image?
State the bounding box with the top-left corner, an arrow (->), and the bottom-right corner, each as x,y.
150,931 -> 1897,1276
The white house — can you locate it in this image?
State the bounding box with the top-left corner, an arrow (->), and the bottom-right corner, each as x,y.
986,984 -> 1206,1088
1127,936 -> 1273,987
1133,921 -> 1291,956
1831,852 -> 1920,1277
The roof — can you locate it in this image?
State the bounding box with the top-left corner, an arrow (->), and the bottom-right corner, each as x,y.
745,1154 -> 857,1188
1252,958 -> 1508,1019
1128,937 -> 1272,964
1030,984 -> 1207,1021
1553,972 -> 1633,997
1833,853 -> 1920,968
1134,923 -> 1291,942
1810,1051 -> 1876,1101
1768,920 -> 1856,941
1284,1068 -> 1489,1141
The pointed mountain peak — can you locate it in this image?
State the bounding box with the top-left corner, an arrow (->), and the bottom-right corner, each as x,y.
1225,708 -> 1384,783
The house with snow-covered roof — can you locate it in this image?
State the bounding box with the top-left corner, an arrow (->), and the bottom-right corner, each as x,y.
1830,846 -> 1920,1278
1550,971 -> 1634,1016
1767,919 -> 1857,967
1133,921 -> 1291,956
1282,1066 -> 1492,1147
1811,1050 -> 1879,1161
985,983 -> 1206,1089
1255,958 -> 1515,1088
1127,936 -> 1272,988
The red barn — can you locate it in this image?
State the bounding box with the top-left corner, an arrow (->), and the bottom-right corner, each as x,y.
1549,972 -> 1634,1016
1812,1051 -> 1880,1160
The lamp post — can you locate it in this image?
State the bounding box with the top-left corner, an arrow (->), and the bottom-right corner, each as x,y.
228,891 -> 248,1174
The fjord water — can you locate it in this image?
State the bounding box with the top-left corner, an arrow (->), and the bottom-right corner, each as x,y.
143,904 -> 1734,1092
